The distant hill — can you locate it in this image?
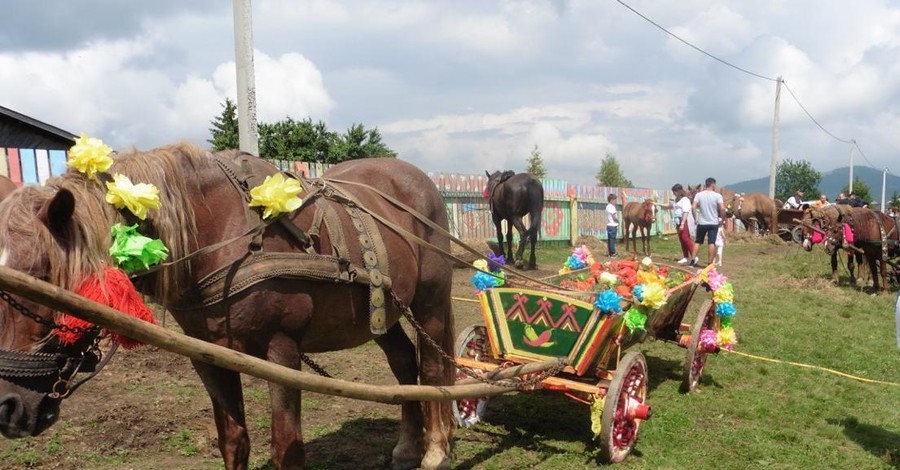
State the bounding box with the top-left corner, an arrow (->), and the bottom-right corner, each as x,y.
726,166 -> 900,204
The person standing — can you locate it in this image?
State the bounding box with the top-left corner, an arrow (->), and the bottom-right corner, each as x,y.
689,177 -> 726,267
664,184 -> 695,264
606,193 -> 619,257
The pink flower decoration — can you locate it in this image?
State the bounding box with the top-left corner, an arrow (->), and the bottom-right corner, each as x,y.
706,270 -> 727,291
573,244 -> 591,263
699,329 -> 718,351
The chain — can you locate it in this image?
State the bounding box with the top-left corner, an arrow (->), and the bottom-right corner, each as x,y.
299,352 -> 332,378
392,293 -> 566,391
0,290 -> 99,336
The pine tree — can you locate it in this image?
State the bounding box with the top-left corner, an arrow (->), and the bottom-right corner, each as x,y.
595,153 -> 633,187
208,98 -> 239,151
525,144 -> 547,178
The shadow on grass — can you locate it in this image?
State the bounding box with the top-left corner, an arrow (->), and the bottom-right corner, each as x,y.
828,416 -> 899,467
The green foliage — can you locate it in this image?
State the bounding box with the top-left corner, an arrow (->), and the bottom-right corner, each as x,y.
775,158 -> 821,201
207,98 -> 239,151
525,144 -> 547,178
595,153 -> 633,187
164,429 -> 199,457
841,177 -> 873,203
330,123 -> 396,161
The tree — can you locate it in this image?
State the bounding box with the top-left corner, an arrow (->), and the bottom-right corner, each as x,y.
524,144 -> 546,178
258,117 -> 340,162
841,177 -> 873,204
331,123 -> 396,162
890,190 -> 900,209
595,153 -> 632,187
775,158 -> 821,202
208,98 -> 239,151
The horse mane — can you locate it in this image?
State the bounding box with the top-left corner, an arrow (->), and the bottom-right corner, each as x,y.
499,170 -> 515,183
0,142 -> 211,306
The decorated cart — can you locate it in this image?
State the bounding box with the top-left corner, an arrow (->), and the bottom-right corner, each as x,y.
454,248 -> 737,463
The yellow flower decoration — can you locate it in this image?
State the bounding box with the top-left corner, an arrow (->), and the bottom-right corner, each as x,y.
599,271 -> 619,286
68,133 -> 113,179
713,287 -> 734,304
717,327 -> 737,347
473,259 -> 489,271
640,282 -> 667,310
637,270 -> 666,288
105,173 -> 161,220
248,173 -> 303,220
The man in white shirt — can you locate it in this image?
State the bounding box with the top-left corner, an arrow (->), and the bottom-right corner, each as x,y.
606,193 -> 619,257
784,190 -> 804,209
689,177 -> 726,266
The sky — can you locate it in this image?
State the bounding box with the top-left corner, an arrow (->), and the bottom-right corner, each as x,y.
2,0 -> 899,190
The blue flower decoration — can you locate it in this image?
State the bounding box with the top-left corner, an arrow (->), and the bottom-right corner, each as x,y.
472,271 -> 500,291
593,289 -> 623,314
566,254 -> 587,270
632,284 -> 645,303
715,302 -> 736,317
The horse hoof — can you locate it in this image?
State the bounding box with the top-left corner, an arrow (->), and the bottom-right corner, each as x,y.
514,260 -> 524,269
420,449 -> 451,470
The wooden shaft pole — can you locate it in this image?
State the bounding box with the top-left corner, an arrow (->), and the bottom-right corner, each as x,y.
0,265 -> 563,404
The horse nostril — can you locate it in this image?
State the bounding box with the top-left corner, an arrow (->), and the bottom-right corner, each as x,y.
0,394 -> 28,438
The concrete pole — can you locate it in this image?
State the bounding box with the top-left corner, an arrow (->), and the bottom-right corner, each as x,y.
233,0 -> 259,155
769,77 -> 782,200
849,141 -> 855,193
881,168 -> 887,212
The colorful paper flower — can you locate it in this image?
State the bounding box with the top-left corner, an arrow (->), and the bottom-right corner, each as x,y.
640,283 -> 667,310
717,327 -> 737,350
593,289 -> 623,314
715,301 -> 736,317
487,252 -> 506,272
68,133 -> 113,179
600,271 -> 619,286
105,174 -> 161,220
706,270 -> 727,291
472,271 -> 503,291
248,173 -> 304,220
699,329 -> 719,351
473,259 -> 489,271
108,223 -> 169,273
713,287 -> 734,304
624,307 -> 648,332
632,284 -> 645,302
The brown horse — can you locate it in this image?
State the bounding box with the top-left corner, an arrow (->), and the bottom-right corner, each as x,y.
726,192 -> 777,234
801,205 -> 864,286
622,199 -> 657,255
0,144 -> 456,469
0,175 -> 17,201
823,207 -> 899,292
484,170 -> 544,269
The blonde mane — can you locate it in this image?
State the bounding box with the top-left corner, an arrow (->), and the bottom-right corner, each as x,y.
0,142 -> 212,306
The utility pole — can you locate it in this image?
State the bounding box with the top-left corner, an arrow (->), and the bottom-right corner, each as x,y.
769,76 -> 782,200
233,0 -> 259,155
881,167 -> 888,212
849,140 -> 855,194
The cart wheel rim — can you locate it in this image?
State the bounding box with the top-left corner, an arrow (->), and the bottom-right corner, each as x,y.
452,325 -> 492,428
684,300 -> 715,392
599,352 -> 648,463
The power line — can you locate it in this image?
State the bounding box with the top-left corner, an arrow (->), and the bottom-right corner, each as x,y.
615,0 -> 777,82
781,81 -> 853,144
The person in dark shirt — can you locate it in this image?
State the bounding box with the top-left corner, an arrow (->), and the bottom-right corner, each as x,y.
848,192 -> 867,208
834,193 -> 850,205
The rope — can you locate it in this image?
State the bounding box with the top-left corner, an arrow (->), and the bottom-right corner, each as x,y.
452,296 -> 479,303
723,350 -> 900,387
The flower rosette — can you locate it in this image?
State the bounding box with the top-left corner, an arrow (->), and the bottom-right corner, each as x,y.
698,267 -> 738,351
471,258 -> 505,292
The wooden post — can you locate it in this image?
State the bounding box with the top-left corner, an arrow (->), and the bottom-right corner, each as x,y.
0,265 -> 564,404
569,186 -> 578,246
768,76 -> 782,200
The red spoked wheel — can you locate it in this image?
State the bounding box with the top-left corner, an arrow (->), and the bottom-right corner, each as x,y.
452,325 -> 493,428
599,351 -> 650,463
682,299 -> 717,393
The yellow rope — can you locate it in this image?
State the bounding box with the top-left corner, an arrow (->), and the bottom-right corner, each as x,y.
451,296 -> 479,303
723,350 -> 900,387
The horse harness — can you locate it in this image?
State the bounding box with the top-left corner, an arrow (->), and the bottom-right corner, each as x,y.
176,155 -> 393,335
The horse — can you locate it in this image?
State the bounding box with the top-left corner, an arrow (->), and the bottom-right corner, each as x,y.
824,207 -> 899,293
725,192 -> 778,234
484,170 -> 544,270
622,199 -> 657,255
801,205 -> 864,286
0,175 -> 17,201
0,143 -> 456,470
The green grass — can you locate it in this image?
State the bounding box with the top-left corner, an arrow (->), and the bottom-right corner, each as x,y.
444,235 -> 900,468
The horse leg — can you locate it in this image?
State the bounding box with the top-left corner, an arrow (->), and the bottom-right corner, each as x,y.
512,217 -> 528,269
831,252 -> 841,284
643,225 -> 651,255
504,220 -> 515,263
492,217 -> 505,261
266,333 -> 305,468
374,324 -> 425,470
409,258 -> 455,470
191,359 -> 250,470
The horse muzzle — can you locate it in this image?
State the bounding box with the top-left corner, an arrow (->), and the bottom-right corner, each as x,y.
0,389 -> 60,438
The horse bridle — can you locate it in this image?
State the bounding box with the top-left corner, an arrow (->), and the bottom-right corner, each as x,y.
0,289 -> 115,401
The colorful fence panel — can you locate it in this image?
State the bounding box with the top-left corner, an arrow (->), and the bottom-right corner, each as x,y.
1,147 -> 71,185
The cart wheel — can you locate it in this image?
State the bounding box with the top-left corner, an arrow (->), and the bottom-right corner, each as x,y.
452,325 -> 492,428
682,299 -> 716,392
599,351 -> 650,463
791,226 -> 804,244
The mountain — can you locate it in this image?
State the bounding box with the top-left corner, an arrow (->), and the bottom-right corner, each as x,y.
726,166 -> 900,204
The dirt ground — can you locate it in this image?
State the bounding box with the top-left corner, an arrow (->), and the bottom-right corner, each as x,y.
0,235 -> 783,469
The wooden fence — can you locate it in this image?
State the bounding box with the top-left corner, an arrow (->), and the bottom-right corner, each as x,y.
0,147 -> 69,184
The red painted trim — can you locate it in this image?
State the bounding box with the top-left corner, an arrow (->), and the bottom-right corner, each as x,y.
7,148 -> 21,184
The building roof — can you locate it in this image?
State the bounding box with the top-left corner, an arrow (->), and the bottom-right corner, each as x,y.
0,105 -> 77,150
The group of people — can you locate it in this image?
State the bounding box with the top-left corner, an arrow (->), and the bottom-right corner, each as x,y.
784,189 -> 870,210
605,177 -> 726,268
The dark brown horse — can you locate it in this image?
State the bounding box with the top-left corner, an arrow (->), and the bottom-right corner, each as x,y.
622,199 -> 657,255
484,170 -> 544,270
0,144 -> 456,469
823,207 -> 899,292
801,205 -> 864,286
726,192 -> 777,234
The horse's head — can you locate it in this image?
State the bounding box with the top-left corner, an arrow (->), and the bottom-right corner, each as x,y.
800,206 -> 840,253
483,170 -> 515,199
0,184 -> 112,438
641,199 -> 657,223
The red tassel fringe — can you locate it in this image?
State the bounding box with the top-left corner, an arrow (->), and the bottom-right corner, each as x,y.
54,266 -> 157,349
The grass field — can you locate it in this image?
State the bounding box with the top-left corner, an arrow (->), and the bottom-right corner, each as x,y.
448,235 -> 899,469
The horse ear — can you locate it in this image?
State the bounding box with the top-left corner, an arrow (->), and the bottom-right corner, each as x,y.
485,170 -> 490,178
38,189 -> 76,240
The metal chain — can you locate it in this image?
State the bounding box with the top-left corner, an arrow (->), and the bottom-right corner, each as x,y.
392,292 -> 566,391
0,290 -> 99,336
299,352 -> 332,378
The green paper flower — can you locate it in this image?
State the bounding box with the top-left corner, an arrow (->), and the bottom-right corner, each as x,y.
109,223 -> 169,273
624,307 -> 647,332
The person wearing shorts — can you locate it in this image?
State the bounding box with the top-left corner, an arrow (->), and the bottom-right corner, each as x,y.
689,177 -> 725,267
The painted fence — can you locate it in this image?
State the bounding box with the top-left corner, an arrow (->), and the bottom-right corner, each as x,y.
0,147 -> 69,184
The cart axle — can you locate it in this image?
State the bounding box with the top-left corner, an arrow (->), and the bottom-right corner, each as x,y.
625,396 -> 652,420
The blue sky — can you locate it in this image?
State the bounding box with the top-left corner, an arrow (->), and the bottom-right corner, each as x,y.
2,1 -> 898,189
